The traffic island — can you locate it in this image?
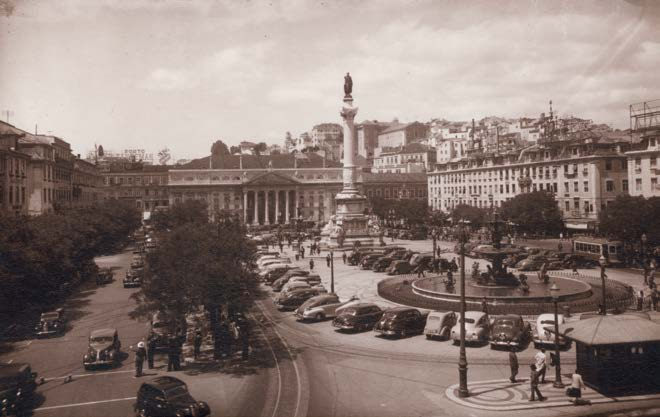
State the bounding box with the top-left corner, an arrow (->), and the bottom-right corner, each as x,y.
445,378 -> 660,411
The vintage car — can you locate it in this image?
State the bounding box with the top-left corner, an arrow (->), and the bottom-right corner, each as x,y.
279,281 -> 312,296
332,303 -> 383,332
123,269 -> 142,288
135,376 -> 210,417
424,311 -> 457,340
259,263 -> 293,281
450,311 -> 490,344
257,257 -> 291,269
374,307 -> 427,338
83,328 -> 121,370
271,270 -> 309,291
515,255 -> 548,271
489,315 -> 532,350
35,308 -> 66,337
262,265 -> 296,283
96,268 -> 114,286
294,294 -> 359,321
359,253 -> 383,270
275,287 -> 326,311
534,313 -> 569,348
372,256 -> 396,272
386,260 -> 415,275
0,362 -> 38,416
288,274 -> 322,287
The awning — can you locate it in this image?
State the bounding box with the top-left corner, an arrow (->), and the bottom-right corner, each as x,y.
565,222 -> 589,230
545,314 -> 660,346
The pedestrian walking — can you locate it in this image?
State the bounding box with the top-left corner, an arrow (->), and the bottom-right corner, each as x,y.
135,341 -> 147,377
509,351 -> 519,383
326,253 -> 331,267
481,297 -> 488,314
638,289 -> 645,311
300,246 -> 305,259
535,348 -> 547,383
317,245 -> 321,255
173,337 -> 183,371
309,258 -> 315,271
529,364 -> 546,402
147,334 -> 157,369
416,264 -> 425,278
567,369 -> 587,405
279,242 -> 284,253
218,321 -> 231,358
193,329 -> 203,359
342,252 -> 347,264
167,337 -> 177,371
558,242 -> 563,252
652,285 -> 659,311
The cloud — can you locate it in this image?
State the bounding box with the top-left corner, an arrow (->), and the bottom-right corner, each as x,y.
139,68 -> 195,91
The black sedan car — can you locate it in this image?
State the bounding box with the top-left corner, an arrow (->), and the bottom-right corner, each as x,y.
360,253 -> 382,270
135,376 -> 210,417
0,362 -> 37,417
332,303 -> 383,332
275,287 -> 325,311
374,307 -> 427,338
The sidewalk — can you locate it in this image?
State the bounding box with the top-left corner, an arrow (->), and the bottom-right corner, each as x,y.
445,377 -> 660,411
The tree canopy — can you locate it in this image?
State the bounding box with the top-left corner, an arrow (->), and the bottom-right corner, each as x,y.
499,191 -> 564,234
151,199 -> 209,232
131,209 -> 258,321
450,204 -> 487,227
0,200 -> 141,315
368,197 -> 429,225
599,195 -> 660,245
210,140 -> 230,156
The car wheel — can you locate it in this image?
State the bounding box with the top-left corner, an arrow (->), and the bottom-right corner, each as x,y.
315,313 -> 324,321
425,334 -> 432,340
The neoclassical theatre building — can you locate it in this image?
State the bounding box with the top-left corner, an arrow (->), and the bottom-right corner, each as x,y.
167,153 -> 427,224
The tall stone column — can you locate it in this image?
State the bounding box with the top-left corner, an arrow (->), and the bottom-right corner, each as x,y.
243,192 -> 248,224
253,191 -> 259,225
275,190 -> 280,224
295,189 -> 300,219
285,190 -> 290,223
264,190 -> 270,225
340,99 -> 359,195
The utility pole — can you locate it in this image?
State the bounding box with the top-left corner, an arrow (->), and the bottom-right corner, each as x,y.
3,110 -> 14,124
330,250 -> 335,293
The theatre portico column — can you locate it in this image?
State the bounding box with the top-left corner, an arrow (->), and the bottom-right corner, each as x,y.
285,190 -> 290,223
264,190 -> 270,225
253,190 -> 259,225
275,190 -> 280,224
243,192 -> 248,224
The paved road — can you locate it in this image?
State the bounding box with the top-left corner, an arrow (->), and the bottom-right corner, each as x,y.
1,247 -> 284,417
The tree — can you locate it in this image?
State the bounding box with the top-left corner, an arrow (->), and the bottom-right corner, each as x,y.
211,140 -> 230,156
131,212 -> 258,323
599,196 -> 660,245
229,145 -> 240,155
428,209 -> 448,227
253,142 -> 268,156
499,191 -> 564,235
151,199 -> 209,232
451,204 -> 487,227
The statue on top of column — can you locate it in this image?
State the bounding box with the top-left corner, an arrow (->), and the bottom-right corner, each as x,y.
344,72 -> 353,98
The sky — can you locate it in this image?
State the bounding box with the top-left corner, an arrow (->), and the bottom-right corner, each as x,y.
1,0 -> 659,161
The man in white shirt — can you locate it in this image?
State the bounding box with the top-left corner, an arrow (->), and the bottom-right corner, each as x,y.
569,369 -> 587,405
534,348 -> 547,383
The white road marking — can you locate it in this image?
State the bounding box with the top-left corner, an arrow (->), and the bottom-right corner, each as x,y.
34,396 -> 136,412
43,369 -> 134,382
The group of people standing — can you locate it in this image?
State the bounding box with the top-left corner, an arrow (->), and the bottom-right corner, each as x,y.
133,332 -> 185,377
508,348 -> 587,405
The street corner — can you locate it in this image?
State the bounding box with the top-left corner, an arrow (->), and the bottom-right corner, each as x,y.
443,378 -> 660,412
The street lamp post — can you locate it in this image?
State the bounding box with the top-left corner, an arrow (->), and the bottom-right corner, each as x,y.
432,228 -> 438,261
642,233 -> 648,261
457,222 -> 470,398
330,250 -> 335,294
550,283 -> 564,388
599,255 -> 607,315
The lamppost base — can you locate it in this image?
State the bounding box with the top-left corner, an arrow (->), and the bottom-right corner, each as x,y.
458,388 -> 470,398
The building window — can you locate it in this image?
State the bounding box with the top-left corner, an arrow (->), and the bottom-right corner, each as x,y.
635,157 -> 641,166
623,179 -> 629,192
652,178 -> 658,189
652,158 -> 657,167
573,182 -> 578,192
635,178 -> 642,191
565,201 -> 570,211
606,180 -> 614,192
574,200 -> 580,210
605,160 -> 612,170
584,181 -> 589,192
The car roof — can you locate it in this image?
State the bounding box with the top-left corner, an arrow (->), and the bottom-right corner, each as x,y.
143,376 -> 186,390
429,311 -> 454,318
384,306 -> 417,314
0,363 -> 31,378
90,328 -> 116,338
493,314 -> 521,321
